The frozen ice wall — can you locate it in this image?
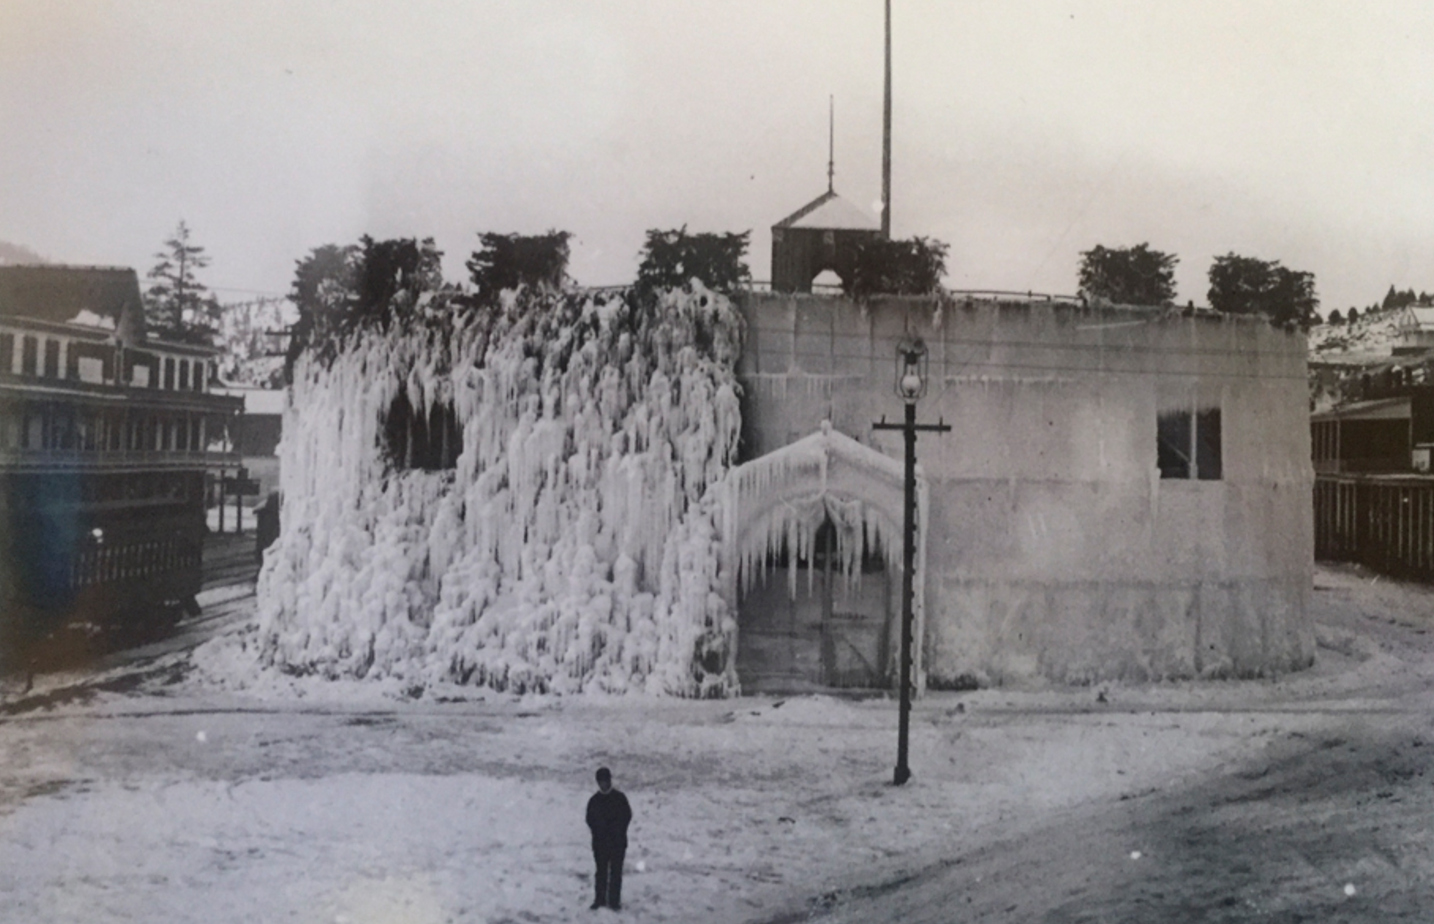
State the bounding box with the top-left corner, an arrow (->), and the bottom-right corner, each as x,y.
256,284 -> 743,696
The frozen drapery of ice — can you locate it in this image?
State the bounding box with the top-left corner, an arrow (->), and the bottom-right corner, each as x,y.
256,283 -> 743,696
721,422 -> 927,646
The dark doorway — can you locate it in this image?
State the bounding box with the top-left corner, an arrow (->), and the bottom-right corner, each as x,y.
736,518 -> 892,693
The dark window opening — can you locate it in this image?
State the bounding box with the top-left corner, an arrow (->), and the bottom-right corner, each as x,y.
1158,405 -> 1222,480
179,360 -> 190,390
21,336 -> 37,376
0,333 -> 12,374
164,357 -> 176,390
53,408 -> 75,450
43,339 -> 59,378
382,392 -> 462,471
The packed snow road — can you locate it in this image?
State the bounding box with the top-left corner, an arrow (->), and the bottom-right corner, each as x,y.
0,564 -> 1430,924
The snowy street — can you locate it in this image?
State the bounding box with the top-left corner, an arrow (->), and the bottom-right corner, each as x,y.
0,563 -> 1431,923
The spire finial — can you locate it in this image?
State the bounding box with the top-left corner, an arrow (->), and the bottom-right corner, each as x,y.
827,94 -> 835,194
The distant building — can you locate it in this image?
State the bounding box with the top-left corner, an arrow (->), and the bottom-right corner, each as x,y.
1309,351 -> 1434,473
211,383 -> 284,499
1309,396 -> 1434,474
770,190 -> 881,293
0,264 -> 241,660
1394,305 -> 1434,355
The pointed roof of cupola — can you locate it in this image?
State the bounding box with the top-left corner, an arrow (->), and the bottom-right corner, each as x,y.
773,190 -> 881,232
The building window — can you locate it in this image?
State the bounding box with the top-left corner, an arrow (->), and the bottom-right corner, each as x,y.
25,411 -> 42,449
77,356 -> 104,383
1158,405 -> 1222,480
43,339 -> 59,378
79,414 -> 96,451
164,357 -> 176,390
193,362 -> 206,391
179,360 -> 190,391
52,408 -> 74,450
382,392 -> 462,471
0,333 -> 12,374
21,336 -> 37,376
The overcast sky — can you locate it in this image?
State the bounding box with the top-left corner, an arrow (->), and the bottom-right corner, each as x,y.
3,1 -> 1434,313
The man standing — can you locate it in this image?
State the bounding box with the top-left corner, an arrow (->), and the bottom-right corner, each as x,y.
586,766 -> 632,911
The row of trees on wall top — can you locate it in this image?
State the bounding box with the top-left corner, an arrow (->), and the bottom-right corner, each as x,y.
281,228 -> 955,377
1077,243 -> 1320,329
155,221 -> 1331,385
142,221 -> 954,384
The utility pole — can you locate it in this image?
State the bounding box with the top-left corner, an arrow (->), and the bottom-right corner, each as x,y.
873,339 -> 948,785
881,0 -> 892,239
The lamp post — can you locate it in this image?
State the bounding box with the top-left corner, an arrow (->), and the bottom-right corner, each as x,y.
873,338 -> 948,786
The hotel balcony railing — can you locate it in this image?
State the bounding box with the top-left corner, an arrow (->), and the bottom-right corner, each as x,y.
0,446 -> 242,471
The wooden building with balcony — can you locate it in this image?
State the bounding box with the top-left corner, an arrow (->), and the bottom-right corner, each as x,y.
0,264 -> 242,667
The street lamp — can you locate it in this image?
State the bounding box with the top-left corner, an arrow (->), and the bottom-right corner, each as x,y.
874,337 -> 947,786
896,338 -> 928,402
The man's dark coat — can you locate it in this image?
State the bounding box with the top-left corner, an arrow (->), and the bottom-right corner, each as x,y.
586,788 -> 632,849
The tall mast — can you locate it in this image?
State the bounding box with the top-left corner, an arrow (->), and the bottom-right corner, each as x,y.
881,0 -> 892,238
827,95 -> 835,194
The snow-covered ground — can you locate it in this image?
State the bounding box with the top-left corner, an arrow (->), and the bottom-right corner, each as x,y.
0,564 -> 1432,923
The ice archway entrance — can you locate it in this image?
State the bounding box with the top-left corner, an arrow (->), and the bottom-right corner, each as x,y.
722,422 -> 928,693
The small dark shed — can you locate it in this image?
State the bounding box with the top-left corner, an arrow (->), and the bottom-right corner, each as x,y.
770,190 -> 881,293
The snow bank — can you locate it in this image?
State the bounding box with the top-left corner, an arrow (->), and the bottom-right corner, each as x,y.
254,284 -> 743,696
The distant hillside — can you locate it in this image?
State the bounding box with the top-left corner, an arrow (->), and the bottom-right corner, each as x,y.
0,241 -> 48,265
1307,305 -> 1434,413
1308,306 -> 1405,361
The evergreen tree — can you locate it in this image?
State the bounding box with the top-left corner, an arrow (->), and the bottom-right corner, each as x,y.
146,220 -> 222,344
284,237 -> 447,378
634,227 -> 751,302
466,231 -> 571,306
1077,243 -> 1177,306
1207,253 -> 1319,329
844,236 -> 949,299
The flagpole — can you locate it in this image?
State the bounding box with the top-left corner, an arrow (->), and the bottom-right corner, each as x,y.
881,0 -> 892,239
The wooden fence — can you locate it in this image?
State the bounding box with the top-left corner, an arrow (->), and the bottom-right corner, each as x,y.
1314,475 -> 1434,580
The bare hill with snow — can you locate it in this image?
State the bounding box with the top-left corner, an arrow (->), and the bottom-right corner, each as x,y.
1308,306 -> 1404,362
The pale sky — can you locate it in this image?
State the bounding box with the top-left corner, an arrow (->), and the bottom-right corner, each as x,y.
3,0 -> 1434,313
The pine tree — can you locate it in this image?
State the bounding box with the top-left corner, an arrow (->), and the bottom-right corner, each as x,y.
146,220 -> 222,344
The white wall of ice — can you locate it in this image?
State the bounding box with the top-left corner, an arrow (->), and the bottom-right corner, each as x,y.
256,284 -> 743,696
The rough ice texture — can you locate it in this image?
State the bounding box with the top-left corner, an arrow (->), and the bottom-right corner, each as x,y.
256,284 -> 743,696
